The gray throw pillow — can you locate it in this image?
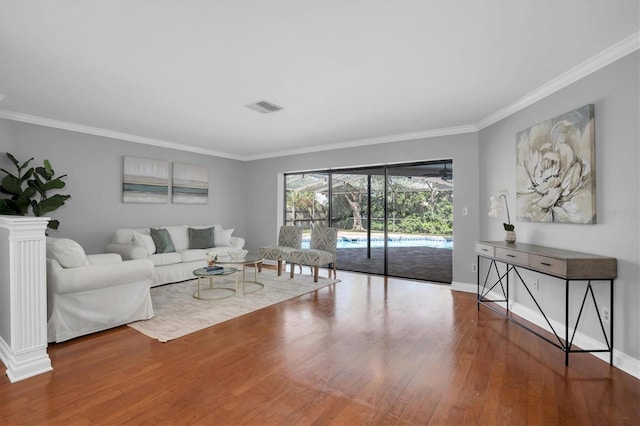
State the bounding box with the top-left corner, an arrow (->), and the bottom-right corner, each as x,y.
188,227 -> 215,249
150,228 -> 176,253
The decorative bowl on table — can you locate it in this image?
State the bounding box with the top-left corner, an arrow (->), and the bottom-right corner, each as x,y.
229,249 -> 248,259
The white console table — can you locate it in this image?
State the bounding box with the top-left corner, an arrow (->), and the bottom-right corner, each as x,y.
0,216 -> 52,382
476,241 -> 616,366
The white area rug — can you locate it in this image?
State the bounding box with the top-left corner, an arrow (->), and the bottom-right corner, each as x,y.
128,269 -> 339,342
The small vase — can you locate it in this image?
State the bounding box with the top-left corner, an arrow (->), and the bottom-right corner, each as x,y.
505,230 -> 516,243
208,260 -> 215,267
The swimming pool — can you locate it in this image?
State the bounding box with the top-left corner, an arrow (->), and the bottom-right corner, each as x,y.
301,235 -> 453,250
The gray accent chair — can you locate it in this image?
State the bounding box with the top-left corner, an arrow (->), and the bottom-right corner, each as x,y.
285,226 -> 338,282
257,226 -> 303,276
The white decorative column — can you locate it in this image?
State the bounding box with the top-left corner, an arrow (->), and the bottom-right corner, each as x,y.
0,215 -> 52,382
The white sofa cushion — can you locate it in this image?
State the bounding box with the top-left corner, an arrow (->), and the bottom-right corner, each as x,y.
133,231 -> 156,254
180,246 -> 236,263
180,249 -> 207,263
165,225 -> 189,251
86,253 -> 123,265
46,238 -> 87,268
113,228 -> 136,244
148,252 -> 182,266
214,227 -> 234,247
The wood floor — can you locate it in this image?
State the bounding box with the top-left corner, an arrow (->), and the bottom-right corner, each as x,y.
1,271 -> 638,425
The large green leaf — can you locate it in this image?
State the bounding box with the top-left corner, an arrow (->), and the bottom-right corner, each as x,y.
6,153 -> 34,173
5,198 -> 30,215
20,185 -> 37,199
28,174 -> 46,196
0,199 -> 18,215
16,187 -> 37,215
18,158 -> 34,172
6,153 -> 19,168
1,174 -> 23,195
41,178 -> 66,192
0,168 -> 17,179
35,166 -> 54,180
17,199 -> 31,215
44,160 -> 54,179
22,168 -> 34,182
30,199 -> 40,216
37,194 -> 71,215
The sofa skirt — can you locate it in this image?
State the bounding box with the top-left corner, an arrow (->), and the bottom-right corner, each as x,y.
48,279 -> 154,343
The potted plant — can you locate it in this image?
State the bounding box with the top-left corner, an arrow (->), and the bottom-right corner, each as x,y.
489,190 -> 516,242
205,251 -> 218,267
0,153 -> 71,230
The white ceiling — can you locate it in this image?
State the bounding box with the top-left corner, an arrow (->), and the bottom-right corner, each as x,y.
0,1 -> 638,161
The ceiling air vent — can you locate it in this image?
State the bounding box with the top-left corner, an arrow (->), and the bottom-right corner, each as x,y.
245,100 -> 284,114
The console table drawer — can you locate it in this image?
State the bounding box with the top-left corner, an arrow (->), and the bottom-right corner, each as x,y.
530,254 -> 566,276
475,243 -> 495,257
476,241 -> 617,279
495,247 -> 528,265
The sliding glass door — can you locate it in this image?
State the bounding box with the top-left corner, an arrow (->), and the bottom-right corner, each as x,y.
330,169 -> 385,275
385,163 -> 453,282
284,161 -> 453,283
285,173 -> 329,242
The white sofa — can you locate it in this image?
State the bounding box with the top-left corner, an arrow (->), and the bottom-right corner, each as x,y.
105,224 -> 245,286
46,237 -> 154,343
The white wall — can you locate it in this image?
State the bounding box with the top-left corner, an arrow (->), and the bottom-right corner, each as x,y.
0,119 -> 17,153
244,132 -> 480,285
479,52 -> 639,362
0,120 -> 248,254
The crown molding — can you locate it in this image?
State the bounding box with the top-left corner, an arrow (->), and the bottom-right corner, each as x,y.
0,108 -> 477,161
476,31 -> 640,130
0,109 -> 244,161
243,124 -> 479,161
0,32 -> 637,160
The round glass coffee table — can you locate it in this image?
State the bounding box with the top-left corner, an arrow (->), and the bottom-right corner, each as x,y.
214,254 -> 264,294
192,266 -> 238,299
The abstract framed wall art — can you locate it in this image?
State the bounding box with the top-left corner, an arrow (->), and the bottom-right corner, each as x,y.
122,156 -> 169,203
516,104 -> 595,224
172,163 -> 208,204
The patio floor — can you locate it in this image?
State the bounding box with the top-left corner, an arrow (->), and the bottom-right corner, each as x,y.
335,246 -> 452,283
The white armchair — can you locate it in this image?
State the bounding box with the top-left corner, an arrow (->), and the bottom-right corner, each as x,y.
46,238 -> 154,343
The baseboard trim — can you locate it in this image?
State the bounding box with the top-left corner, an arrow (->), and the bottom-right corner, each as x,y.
0,337 -> 52,383
450,281 -> 477,293
450,281 -> 640,379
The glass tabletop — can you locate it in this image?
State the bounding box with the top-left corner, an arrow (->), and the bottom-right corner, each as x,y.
215,253 -> 263,264
193,266 -> 238,277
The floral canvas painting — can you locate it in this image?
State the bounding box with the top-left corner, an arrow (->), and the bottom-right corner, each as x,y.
123,156 -> 169,203
516,104 -> 595,224
172,163 -> 208,204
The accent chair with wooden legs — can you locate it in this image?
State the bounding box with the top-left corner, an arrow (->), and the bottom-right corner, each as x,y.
286,226 -> 338,282
257,225 -> 303,276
